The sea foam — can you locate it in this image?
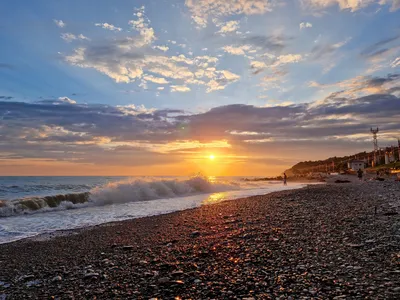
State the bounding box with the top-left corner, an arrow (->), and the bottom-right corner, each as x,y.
0,175 -> 239,217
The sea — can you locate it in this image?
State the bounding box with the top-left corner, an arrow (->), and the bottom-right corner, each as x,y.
0,176 -> 309,244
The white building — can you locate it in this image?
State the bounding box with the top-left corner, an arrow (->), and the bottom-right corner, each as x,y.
347,160 -> 366,171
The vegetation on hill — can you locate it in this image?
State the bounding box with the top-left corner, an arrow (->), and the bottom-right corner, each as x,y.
284,151 -> 390,176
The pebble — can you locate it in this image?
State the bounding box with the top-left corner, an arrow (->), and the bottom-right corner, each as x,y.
122,245 -> 134,250
18,275 -> 34,282
84,273 -> 99,279
26,280 -> 41,287
157,277 -> 170,284
1,183 -> 400,299
51,276 -> 62,282
190,231 -> 200,238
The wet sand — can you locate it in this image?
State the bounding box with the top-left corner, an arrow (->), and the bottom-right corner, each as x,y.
1,179 -> 399,299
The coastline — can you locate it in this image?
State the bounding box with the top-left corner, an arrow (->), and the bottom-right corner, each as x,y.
0,180 -> 315,245
1,180 -> 399,299
12,182 -> 318,245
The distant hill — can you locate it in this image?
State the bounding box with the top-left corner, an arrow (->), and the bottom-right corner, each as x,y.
284,151 -> 374,176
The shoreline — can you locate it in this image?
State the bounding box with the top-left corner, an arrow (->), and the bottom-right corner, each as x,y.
1,181 -> 399,299
0,181 -> 317,245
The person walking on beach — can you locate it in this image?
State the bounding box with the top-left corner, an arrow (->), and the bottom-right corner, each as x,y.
283,173 -> 287,185
357,168 -> 363,181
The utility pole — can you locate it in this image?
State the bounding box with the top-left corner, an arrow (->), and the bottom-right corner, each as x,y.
398,138 -> 400,161
371,128 -> 379,165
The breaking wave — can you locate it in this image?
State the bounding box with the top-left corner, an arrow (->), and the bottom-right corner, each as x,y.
0,176 -> 239,217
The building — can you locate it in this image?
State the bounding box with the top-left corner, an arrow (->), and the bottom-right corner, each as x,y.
347,160 -> 366,171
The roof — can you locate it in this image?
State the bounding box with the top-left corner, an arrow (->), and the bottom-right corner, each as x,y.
349,160 -> 365,163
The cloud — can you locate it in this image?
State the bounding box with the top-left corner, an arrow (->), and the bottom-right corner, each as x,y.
34,97 -> 78,105
361,34 -> 400,58
0,100 -> 191,166
128,6 -> 156,47
309,37 -> 352,73
392,57 -> 400,68
1,72 -> 400,170
0,96 -> 13,100
61,33 -> 90,43
274,54 -> 302,65
184,94 -> 400,145
95,23 -> 122,31
143,75 -> 169,84
65,38 -> 146,83
251,61 -> 268,69
311,37 -> 351,60
58,97 -> 77,104
185,0 -> 274,28
65,26 -> 238,92
249,53 -> 301,77
53,19 -> 66,28
223,45 -> 252,55
299,22 -> 312,29
391,0 -> 400,11
154,45 -> 169,52
61,33 -> 77,42
222,35 -> 288,60
301,0 -> 400,12
206,70 -> 240,92
116,104 -> 157,116
309,73 -> 400,101
171,85 -> 191,92
217,20 -> 240,34
241,35 -> 287,53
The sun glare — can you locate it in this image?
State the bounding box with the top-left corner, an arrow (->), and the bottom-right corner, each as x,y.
209,154 -> 215,160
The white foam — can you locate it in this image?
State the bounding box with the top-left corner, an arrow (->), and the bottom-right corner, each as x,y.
0,182 -> 310,244
0,176 -> 241,217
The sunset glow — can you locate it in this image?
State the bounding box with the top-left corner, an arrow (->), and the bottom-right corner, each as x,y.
0,0 -> 399,176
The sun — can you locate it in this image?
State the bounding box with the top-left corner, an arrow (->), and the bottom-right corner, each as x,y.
209,154 -> 215,160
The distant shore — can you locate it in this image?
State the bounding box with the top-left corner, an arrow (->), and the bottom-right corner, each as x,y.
1,180 -> 399,299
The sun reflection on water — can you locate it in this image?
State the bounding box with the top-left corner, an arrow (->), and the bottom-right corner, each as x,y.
202,192 -> 227,205
207,175 -> 217,183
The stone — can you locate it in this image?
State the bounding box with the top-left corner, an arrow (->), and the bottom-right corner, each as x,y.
190,231 -> 200,238
157,277 -> 170,284
18,275 -> 34,282
51,275 -> 62,282
26,280 -> 41,287
347,243 -> 364,249
84,273 -> 100,279
171,270 -> 184,277
122,245 -> 134,250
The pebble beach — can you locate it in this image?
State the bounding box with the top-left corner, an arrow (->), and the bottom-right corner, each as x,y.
1,178 -> 400,299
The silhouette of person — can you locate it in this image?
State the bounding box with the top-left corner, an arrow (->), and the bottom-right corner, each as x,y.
357,168 -> 363,181
283,173 -> 287,185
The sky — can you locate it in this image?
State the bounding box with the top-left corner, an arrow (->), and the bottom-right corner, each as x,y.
0,0 -> 399,176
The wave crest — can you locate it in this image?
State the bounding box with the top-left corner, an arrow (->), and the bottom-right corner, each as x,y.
0,176 -> 238,217
0,193 -> 90,217
89,175 -> 238,205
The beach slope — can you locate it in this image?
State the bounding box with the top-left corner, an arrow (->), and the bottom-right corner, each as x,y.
1,181 -> 399,299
